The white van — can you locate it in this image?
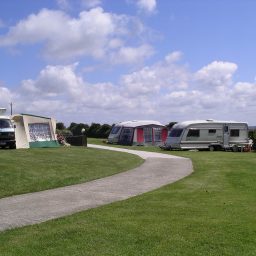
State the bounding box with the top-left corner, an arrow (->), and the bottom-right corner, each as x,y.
163,120 -> 249,151
0,108 -> 16,149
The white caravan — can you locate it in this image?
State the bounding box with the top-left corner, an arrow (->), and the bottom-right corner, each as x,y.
164,120 -> 249,151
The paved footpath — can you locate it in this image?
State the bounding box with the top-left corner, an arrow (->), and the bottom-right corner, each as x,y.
0,144 -> 193,232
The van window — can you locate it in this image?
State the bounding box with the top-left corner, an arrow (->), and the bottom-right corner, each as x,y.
0,119 -> 12,129
168,128 -> 183,137
230,129 -> 239,137
187,129 -> 200,137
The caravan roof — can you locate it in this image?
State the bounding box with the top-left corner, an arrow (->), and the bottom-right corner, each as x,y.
174,120 -> 248,129
116,120 -> 165,128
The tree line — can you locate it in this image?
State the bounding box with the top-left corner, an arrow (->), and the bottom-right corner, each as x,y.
56,122 -> 113,138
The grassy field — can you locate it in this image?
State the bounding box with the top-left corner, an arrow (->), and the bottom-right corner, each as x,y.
0,144 -> 255,255
0,146 -> 143,198
87,137 -> 164,152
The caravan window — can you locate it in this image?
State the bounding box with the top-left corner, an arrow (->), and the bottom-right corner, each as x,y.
168,128 -> 183,137
153,128 -> 162,142
187,129 -> 200,137
144,127 -> 153,142
110,126 -> 121,134
230,129 -> 240,137
28,123 -> 52,142
119,128 -> 134,145
208,129 -> 216,135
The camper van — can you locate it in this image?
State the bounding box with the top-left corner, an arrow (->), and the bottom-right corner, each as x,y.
163,120 -> 249,151
0,108 -> 16,149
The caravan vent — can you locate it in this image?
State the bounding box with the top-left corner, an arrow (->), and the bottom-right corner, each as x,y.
206,119 -> 214,122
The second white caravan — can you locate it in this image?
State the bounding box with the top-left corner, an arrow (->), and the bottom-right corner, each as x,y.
163,120 -> 249,151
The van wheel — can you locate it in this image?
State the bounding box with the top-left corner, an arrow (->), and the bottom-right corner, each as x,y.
10,144 -> 16,149
209,145 -> 215,152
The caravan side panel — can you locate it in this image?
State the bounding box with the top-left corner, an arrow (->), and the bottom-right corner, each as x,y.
180,123 -> 223,149
228,123 -> 248,144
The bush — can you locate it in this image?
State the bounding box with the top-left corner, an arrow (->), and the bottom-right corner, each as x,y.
56,129 -> 72,136
68,123 -> 89,136
249,130 -> 256,150
61,122 -> 113,139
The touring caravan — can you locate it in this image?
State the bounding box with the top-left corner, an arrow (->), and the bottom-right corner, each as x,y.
163,120 -> 250,151
108,120 -> 168,146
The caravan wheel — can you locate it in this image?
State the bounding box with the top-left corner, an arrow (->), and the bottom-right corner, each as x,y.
232,145 -> 238,152
209,145 -> 215,152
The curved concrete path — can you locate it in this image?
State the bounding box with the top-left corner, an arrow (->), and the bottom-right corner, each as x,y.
0,145 -> 193,232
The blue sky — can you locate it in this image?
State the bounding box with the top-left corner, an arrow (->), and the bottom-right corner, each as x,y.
0,0 -> 256,125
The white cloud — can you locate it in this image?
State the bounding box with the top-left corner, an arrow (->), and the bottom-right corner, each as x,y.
3,53 -> 256,124
121,51 -> 189,96
19,63 -> 136,116
0,7 -> 150,63
231,82 -> 256,108
137,0 -> 157,13
233,82 -> 256,93
111,44 -> 154,65
121,66 -> 160,95
0,86 -> 14,110
21,63 -> 84,98
195,61 -> 238,89
108,38 -> 124,49
165,51 -> 183,63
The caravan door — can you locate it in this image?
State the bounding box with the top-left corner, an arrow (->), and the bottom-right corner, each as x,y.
223,124 -> 230,148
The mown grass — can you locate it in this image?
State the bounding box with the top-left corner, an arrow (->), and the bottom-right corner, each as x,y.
0,147 -> 143,198
0,145 -> 255,255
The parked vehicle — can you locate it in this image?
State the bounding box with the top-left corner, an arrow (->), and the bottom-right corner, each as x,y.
0,108 -> 16,149
108,120 -> 168,146
162,119 -> 250,151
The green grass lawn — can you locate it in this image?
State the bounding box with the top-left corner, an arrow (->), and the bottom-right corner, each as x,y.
87,137 -> 163,151
0,145 -> 255,255
0,147 -> 143,198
